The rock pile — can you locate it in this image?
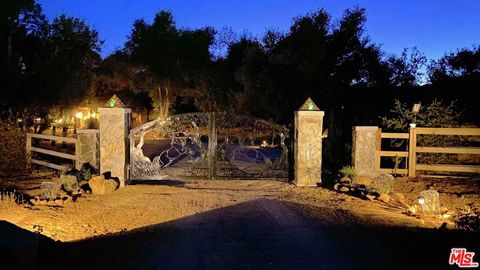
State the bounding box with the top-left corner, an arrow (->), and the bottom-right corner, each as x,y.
88,175 -> 119,195
29,171 -> 119,207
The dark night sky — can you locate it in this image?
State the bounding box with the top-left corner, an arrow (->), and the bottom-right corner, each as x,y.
38,0 -> 480,60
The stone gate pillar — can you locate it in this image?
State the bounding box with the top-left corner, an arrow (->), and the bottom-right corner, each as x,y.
352,126 -> 381,177
98,95 -> 131,187
294,98 -> 325,186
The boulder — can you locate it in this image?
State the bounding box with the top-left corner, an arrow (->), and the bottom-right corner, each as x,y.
370,174 -> 394,194
352,176 -> 372,187
88,175 -> 105,195
339,176 -> 352,184
40,181 -> 61,200
104,179 -> 119,194
54,199 -> 64,206
366,194 -> 376,200
334,183 -> 341,191
61,175 -> 78,193
339,186 -> 350,193
377,193 -> 391,203
88,175 -> 119,195
419,189 -> 441,214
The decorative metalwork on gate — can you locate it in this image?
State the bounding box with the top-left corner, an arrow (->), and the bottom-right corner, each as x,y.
129,112 -> 289,180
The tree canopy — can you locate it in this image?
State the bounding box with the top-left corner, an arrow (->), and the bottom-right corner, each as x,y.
1,2 -> 479,169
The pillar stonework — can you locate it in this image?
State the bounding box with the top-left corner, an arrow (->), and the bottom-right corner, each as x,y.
294,110 -> 325,186
352,126 -> 381,178
76,129 -> 100,170
98,107 -> 131,187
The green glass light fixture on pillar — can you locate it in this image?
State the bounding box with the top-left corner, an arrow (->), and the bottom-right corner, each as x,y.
299,97 -> 320,111
105,94 -> 126,108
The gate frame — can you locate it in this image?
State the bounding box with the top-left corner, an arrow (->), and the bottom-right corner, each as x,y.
128,112 -> 290,181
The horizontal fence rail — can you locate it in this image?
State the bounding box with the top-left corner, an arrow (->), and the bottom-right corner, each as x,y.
409,127 -> 480,177
414,127 -> 480,136
26,133 -> 78,171
375,127 -> 480,177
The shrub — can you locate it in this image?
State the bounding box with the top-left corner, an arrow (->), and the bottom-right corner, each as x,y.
0,189 -> 25,208
456,204 -> 480,232
0,120 -> 29,176
80,167 -> 91,180
339,165 -> 357,179
380,99 -> 462,131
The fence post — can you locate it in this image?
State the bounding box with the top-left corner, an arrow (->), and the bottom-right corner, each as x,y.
25,133 -> 32,166
75,137 -> 80,169
408,127 -> 417,177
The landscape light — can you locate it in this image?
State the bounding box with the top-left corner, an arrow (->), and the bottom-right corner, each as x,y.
75,112 -> 83,119
418,196 -> 425,205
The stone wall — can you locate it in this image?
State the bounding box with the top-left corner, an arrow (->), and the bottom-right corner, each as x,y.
352,126 -> 381,177
76,129 -> 100,170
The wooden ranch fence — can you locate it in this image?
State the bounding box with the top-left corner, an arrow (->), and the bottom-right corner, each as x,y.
376,131 -> 409,175
26,133 -> 78,171
376,127 -> 480,177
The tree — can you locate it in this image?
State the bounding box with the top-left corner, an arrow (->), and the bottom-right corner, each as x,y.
387,47 -> 427,86
37,15 -> 102,106
380,99 -> 462,132
380,99 -> 465,165
426,46 -> 480,125
428,46 -> 480,82
124,11 -> 217,118
0,0 -> 47,109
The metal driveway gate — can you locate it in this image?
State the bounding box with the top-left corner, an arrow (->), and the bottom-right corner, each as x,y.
129,112 -> 289,180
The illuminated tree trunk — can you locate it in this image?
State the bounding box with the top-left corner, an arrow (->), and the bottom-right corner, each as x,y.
156,84 -> 171,119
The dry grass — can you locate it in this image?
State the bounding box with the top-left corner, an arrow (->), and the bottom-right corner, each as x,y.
0,189 -> 24,209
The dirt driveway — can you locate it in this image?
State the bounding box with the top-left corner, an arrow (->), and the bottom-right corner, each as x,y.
1,179 -> 479,269
52,198 -> 480,270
